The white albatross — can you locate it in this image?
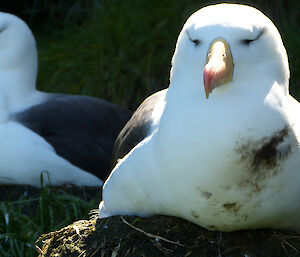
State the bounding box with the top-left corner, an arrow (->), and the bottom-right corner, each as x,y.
99,4 -> 300,232
0,12 -> 131,187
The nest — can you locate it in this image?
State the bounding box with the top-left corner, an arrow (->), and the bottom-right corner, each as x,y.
36,214 -> 300,257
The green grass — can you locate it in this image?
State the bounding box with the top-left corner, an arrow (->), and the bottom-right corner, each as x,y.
0,186 -> 99,256
0,0 -> 299,256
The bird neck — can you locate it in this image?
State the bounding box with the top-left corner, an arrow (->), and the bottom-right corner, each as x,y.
0,65 -> 38,113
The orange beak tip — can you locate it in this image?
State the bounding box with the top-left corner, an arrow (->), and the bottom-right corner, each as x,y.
205,86 -> 210,99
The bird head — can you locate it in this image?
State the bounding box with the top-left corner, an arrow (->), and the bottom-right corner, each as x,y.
170,4 -> 289,100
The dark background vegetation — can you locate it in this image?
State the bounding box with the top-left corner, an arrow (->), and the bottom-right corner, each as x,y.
0,0 -> 299,256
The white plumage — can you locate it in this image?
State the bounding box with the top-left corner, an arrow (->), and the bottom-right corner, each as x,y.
99,4 -> 300,232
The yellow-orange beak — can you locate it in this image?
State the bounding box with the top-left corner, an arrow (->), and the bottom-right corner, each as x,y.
203,38 -> 234,99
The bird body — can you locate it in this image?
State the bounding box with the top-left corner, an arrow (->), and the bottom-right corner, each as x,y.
99,4 -> 300,231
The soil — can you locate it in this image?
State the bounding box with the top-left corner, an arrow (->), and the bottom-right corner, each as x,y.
36,214 -> 300,257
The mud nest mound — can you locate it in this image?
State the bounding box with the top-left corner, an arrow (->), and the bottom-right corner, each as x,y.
36,214 -> 300,257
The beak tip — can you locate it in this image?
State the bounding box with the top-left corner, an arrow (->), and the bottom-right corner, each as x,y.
205,91 -> 210,99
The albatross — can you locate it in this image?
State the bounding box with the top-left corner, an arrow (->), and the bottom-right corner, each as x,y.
0,12 -> 131,187
99,4 -> 300,232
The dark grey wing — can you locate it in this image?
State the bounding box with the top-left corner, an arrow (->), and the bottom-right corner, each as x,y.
12,93 -> 131,180
111,89 -> 167,167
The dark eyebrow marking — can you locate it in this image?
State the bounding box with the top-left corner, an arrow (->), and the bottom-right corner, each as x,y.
0,25 -> 7,33
241,28 -> 265,45
186,30 -> 201,46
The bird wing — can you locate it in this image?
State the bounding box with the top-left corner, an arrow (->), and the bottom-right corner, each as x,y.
12,93 -> 131,180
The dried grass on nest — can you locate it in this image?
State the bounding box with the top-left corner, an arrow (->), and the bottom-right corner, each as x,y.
36,219 -> 97,256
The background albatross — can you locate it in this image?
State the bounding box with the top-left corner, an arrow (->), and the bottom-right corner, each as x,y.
0,12 -> 131,187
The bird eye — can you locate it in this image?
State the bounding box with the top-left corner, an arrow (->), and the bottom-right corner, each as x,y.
186,30 -> 201,47
241,38 -> 256,45
241,28 -> 265,46
191,39 -> 200,46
